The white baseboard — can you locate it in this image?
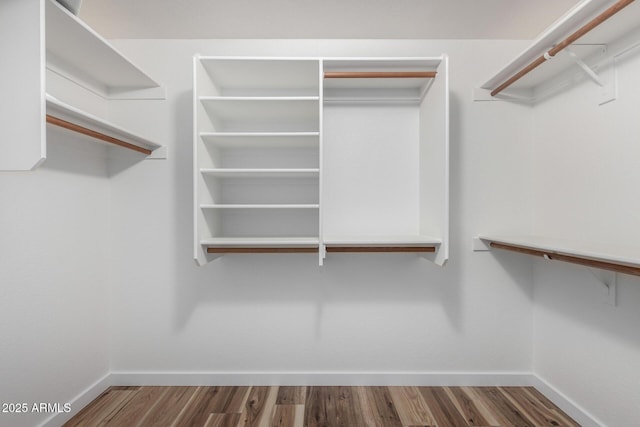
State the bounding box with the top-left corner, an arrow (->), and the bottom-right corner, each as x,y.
532,375 -> 604,427
109,371 -> 534,387
40,371 -> 600,427
40,373 -> 113,427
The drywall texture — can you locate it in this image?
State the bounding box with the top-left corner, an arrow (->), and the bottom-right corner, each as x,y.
106,39 -> 535,376
532,45 -> 640,426
0,131 -> 111,427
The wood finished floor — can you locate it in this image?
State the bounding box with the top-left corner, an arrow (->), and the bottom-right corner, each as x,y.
64,386 -> 580,427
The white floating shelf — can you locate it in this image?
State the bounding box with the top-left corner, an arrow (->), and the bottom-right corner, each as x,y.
477,235 -> 640,277
45,0 -> 164,99
46,95 -> 165,158
200,168 -> 320,178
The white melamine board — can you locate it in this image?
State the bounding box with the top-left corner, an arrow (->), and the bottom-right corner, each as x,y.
200,97 -> 319,132
323,235 -> 441,247
45,0 -> 162,98
197,57 -> 320,96
0,0 -> 46,171
322,103 -> 420,238
46,95 -> 161,154
201,237 -> 319,247
480,235 -> 640,268
482,0 -> 640,97
419,55 -> 449,266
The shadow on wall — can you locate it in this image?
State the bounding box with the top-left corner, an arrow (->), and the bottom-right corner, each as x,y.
171,89 -> 465,336
533,258 -> 640,350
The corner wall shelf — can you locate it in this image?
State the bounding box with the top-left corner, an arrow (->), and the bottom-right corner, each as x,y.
474,235 -> 640,277
45,0 -> 164,99
0,0 -> 167,171
474,0 -> 640,104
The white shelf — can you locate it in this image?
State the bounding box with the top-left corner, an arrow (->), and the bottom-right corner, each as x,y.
197,57 -> 320,96
479,0 -> 640,102
478,235 -> 640,276
45,0 -> 164,99
324,235 -> 442,247
201,204 -> 319,209
200,168 -> 320,178
201,237 -> 320,248
46,95 -> 164,157
199,97 -> 319,131
200,132 -> 319,148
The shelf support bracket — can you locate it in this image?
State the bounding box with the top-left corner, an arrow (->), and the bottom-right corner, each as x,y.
563,47 -> 617,105
589,268 -> 617,306
564,48 -> 604,87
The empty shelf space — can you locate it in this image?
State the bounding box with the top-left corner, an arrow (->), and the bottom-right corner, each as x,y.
199,97 -> 319,132
46,95 -> 162,156
479,235 -> 640,277
197,57 -> 320,96
200,168 -> 320,178
45,0 -> 162,98
200,132 -> 319,148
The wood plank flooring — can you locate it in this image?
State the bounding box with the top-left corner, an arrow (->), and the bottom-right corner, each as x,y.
64,386 -> 579,427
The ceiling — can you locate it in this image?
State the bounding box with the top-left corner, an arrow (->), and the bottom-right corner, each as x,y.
79,0 -> 581,40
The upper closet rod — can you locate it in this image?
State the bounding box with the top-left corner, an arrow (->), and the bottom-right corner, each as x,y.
46,115 -> 153,155
324,71 -> 437,79
491,0 -> 635,97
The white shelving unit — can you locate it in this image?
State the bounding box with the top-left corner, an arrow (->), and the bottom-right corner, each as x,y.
193,56 -> 449,266
194,56 -> 322,265
0,0 -> 166,172
475,0 -> 640,104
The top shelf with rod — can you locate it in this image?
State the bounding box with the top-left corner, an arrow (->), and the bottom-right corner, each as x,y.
474,0 -> 640,104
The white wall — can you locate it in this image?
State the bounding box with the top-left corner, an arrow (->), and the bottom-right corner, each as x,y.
106,39 -> 535,377
0,130 -> 111,427
531,45 -> 640,426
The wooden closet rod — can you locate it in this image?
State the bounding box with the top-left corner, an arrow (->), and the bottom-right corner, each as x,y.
46,115 -> 153,155
491,0 -> 635,96
324,71 -> 437,79
325,246 -> 436,253
489,241 -> 640,277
